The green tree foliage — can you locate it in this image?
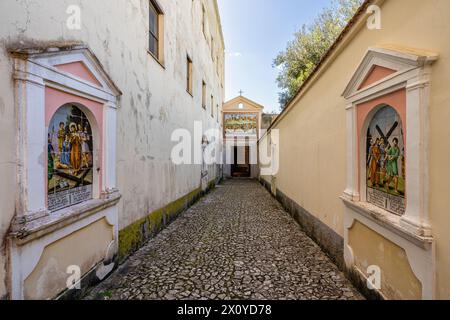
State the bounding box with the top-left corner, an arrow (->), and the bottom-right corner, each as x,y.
274,0 -> 363,109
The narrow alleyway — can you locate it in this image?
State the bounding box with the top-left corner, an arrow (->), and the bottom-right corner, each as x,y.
86,180 -> 363,300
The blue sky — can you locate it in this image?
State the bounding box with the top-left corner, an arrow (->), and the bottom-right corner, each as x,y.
218,0 -> 332,113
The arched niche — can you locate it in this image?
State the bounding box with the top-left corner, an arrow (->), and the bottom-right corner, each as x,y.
361,105 -> 406,215
47,103 -> 101,211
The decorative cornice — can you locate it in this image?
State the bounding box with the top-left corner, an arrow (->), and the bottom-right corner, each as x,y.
9,43 -> 123,97
341,197 -> 433,249
342,46 -> 438,99
10,192 -> 121,245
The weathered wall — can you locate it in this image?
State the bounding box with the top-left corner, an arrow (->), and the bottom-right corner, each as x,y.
24,218 -> 113,300
0,44 -> 16,299
261,0 -> 450,299
0,0 -> 224,298
348,221 -> 422,300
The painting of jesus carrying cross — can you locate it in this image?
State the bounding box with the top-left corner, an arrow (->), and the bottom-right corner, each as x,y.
366,105 -> 406,215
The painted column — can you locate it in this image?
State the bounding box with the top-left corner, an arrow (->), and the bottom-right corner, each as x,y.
401,75 -> 432,237
103,103 -> 118,193
14,59 -> 48,220
343,104 -> 359,201
270,129 -> 280,177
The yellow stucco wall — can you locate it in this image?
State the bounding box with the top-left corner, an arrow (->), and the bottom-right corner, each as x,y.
24,218 -> 113,300
349,221 -> 422,300
264,0 -> 450,299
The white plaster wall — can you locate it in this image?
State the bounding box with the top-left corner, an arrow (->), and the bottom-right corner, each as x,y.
0,0 -> 224,298
0,45 -> 16,299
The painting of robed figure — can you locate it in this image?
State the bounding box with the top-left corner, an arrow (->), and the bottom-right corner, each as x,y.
47,105 -> 94,212
366,106 -> 406,216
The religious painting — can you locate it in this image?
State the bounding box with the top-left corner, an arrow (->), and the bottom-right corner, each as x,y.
366,106 -> 406,215
224,113 -> 258,137
48,105 -> 94,212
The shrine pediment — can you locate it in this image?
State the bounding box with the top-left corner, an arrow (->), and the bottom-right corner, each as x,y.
10,43 -> 122,97
223,95 -> 264,112
342,45 -> 438,99
54,61 -> 103,87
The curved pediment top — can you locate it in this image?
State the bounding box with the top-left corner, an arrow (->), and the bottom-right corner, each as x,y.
342,45 -> 438,99
9,42 -> 122,97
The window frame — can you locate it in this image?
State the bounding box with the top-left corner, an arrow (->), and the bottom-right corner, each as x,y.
186,55 -> 193,96
216,55 -> 220,76
202,4 -> 207,39
216,104 -> 219,123
202,81 -> 207,109
211,36 -> 214,61
148,0 -> 164,65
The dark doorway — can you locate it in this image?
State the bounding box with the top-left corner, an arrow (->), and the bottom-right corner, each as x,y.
231,146 -> 251,178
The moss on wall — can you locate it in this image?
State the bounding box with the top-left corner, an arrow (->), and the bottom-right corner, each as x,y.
118,182 -> 216,262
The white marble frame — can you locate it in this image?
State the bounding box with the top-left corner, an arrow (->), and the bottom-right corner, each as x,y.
13,47 -> 121,219
341,46 -> 438,299
10,46 -> 121,300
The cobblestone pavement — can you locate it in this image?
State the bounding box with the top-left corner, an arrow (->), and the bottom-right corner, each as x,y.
86,179 -> 363,300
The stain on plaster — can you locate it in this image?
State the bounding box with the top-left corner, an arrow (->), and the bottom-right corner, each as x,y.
0,97 -> 4,115
159,107 -> 168,123
118,182 -> 216,262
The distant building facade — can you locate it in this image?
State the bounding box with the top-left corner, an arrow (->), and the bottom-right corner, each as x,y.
222,95 -> 269,179
0,0 -> 225,299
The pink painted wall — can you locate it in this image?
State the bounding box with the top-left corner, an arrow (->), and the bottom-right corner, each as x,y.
55,61 -> 103,87
356,89 -> 407,193
45,87 -> 104,197
358,65 -> 396,90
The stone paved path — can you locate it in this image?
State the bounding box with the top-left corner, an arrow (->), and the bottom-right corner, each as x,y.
86,180 -> 363,300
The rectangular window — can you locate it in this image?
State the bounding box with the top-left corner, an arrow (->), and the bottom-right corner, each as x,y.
187,55 -> 193,95
216,56 -> 219,76
149,1 -> 163,62
211,37 -> 214,60
216,104 -> 219,123
202,5 -> 207,38
202,81 -> 207,109
211,95 -> 214,117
